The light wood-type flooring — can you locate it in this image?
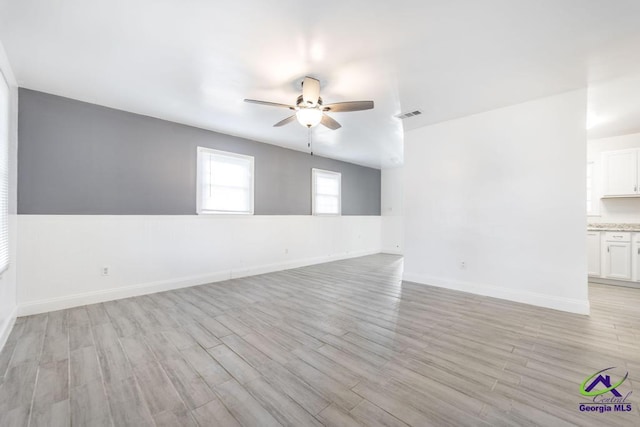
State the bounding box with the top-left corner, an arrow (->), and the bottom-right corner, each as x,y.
0,254 -> 639,426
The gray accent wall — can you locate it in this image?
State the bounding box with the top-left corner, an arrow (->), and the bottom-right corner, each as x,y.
18,89 -> 381,215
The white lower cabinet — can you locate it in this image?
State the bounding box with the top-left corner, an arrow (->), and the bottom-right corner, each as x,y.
588,230 -> 640,282
587,232 -> 601,276
633,235 -> 640,282
604,240 -> 632,280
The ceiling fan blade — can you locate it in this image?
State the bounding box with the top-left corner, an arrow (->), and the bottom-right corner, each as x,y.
323,100 -> 374,112
273,115 -> 297,127
320,114 -> 342,130
302,77 -> 320,106
244,99 -> 296,110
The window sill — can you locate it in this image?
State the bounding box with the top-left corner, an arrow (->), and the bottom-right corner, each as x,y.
197,211 -> 254,216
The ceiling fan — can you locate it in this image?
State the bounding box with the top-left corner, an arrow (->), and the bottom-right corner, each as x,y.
244,76 -> 374,130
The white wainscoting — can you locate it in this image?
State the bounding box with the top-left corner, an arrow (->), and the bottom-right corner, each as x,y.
381,216 -> 403,255
17,215 -> 382,315
381,167 -> 404,255
0,304 -> 17,353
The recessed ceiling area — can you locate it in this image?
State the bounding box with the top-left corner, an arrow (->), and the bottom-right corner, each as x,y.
2,0 -> 640,168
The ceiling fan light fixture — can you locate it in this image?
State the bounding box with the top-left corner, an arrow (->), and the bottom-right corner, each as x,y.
296,108 -> 323,128
244,76 -> 372,131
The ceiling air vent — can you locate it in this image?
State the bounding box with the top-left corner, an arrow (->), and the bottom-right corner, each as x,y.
395,110 -> 422,120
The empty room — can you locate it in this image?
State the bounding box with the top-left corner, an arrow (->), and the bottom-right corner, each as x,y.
1,1 -> 639,426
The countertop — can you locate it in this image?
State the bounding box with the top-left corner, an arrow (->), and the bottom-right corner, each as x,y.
587,223 -> 640,232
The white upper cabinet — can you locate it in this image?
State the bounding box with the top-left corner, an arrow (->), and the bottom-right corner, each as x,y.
602,149 -> 639,197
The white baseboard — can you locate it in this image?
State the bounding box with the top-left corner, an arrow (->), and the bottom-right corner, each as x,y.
0,305 -> 17,353
402,273 -> 590,315
381,248 -> 403,255
17,272 -> 230,316
589,277 -> 640,289
18,249 -> 381,316
230,249 -> 380,279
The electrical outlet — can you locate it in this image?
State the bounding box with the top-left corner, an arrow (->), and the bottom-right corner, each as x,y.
101,266 -> 110,276
460,261 -> 466,270
284,248 -> 289,254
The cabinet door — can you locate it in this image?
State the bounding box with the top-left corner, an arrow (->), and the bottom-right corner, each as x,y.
605,241 -> 632,280
602,150 -> 638,196
633,237 -> 640,282
587,232 -> 601,276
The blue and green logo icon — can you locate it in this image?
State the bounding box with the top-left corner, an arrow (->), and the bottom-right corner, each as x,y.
580,367 -> 628,397
578,367 -> 633,414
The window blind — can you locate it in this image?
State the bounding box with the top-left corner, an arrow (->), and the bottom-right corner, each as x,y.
312,169 -> 341,215
197,147 -> 254,214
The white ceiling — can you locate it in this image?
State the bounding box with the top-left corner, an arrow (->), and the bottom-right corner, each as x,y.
588,74 -> 640,140
2,0 -> 640,168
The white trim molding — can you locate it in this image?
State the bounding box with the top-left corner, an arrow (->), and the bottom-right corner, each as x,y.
381,248 -> 403,255
0,39 -> 18,355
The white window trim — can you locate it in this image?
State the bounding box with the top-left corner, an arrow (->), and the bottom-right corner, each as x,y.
312,168 -> 342,216
196,147 -> 255,215
0,70 -> 9,275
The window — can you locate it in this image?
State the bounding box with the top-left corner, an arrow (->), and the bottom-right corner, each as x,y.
197,147 -> 254,214
312,168 -> 341,215
587,161 -> 598,216
0,72 -> 8,273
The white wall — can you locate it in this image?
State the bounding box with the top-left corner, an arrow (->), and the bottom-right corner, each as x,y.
403,90 -> 589,314
0,41 -> 18,352
381,167 -> 404,254
17,215 -> 381,315
588,132 -> 640,223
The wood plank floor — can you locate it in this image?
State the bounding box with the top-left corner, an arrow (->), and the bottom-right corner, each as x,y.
1,254 -> 639,426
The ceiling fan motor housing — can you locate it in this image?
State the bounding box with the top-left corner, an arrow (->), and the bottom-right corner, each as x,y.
297,95 -> 323,107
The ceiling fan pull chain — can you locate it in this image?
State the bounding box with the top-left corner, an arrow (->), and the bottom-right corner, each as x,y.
308,128 -> 313,156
